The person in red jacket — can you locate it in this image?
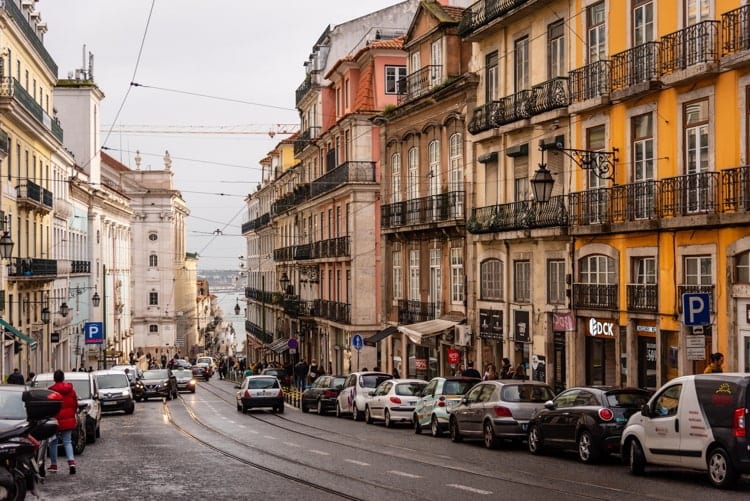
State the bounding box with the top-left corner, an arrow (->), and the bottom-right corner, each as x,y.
48,370 -> 78,474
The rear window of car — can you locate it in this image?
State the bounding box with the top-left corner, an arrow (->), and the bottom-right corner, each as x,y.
96,374 -> 129,389
248,378 -> 278,389
197,358 -> 213,365
501,384 -> 554,403
360,374 -> 392,388
442,380 -> 477,396
605,391 -> 650,408
173,370 -> 192,377
331,377 -> 346,388
0,390 -> 25,419
32,376 -> 92,400
396,382 -> 427,396
263,369 -> 285,376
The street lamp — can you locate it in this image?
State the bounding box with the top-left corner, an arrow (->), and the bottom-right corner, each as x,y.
279,272 -> 290,294
91,292 -> 101,307
0,232 -> 13,259
234,298 -> 241,316
530,145 -> 555,204
59,302 -> 70,318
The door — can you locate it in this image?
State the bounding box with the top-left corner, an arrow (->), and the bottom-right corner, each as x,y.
684,100 -> 710,213
430,39 -> 442,87
455,383 -> 483,435
642,383 -> 683,465
638,336 -> 657,390
553,332 -> 567,394
429,249 -> 442,318
740,330 -> 750,373
541,389 -> 580,443
415,379 -> 437,426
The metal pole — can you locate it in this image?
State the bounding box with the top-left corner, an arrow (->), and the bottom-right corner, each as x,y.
1,327 -> 5,384
261,274 -> 265,362
103,264 -> 107,370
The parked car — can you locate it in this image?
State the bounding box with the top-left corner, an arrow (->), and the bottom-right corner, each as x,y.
170,359 -> 192,369
191,363 -> 212,381
301,375 -> 346,414
528,386 -> 651,463
110,364 -> 144,401
336,371 -> 393,421
138,369 -> 178,401
235,375 -> 284,413
195,356 -> 215,377
365,378 -> 427,427
414,376 -> 480,437
261,367 -> 291,387
173,369 -> 197,393
450,380 -> 555,449
621,373 -> 750,489
31,371 -> 101,444
93,370 -> 135,414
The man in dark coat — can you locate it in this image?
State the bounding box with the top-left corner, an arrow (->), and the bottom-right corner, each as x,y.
293,359 -> 308,390
7,368 -> 24,385
462,361 -> 481,379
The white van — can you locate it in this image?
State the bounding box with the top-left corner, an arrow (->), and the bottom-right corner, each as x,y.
621,373 -> 750,489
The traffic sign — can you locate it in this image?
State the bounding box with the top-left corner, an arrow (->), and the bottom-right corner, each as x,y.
84,322 -> 104,344
287,338 -> 298,350
682,293 -> 710,326
686,335 -> 706,360
352,334 -> 364,351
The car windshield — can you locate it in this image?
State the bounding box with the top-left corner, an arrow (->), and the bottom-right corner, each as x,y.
96,374 -> 129,389
442,380 -> 477,395
247,378 -> 278,389
395,382 -> 427,396
0,390 -> 25,419
331,377 -> 346,388
142,370 -> 168,379
32,376 -> 92,400
501,384 -> 555,403
264,369 -> 284,376
173,370 -> 192,378
360,374 -> 391,388
606,391 -> 650,408
197,358 -> 212,365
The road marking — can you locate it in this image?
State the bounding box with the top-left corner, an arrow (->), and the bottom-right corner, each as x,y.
263,435 -> 276,440
246,430 -> 258,434
389,471 -> 421,479
345,459 -> 370,466
446,484 -> 492,495
309,449 -> 329,456
283,442 -> 299,448
238,425 -> 246,429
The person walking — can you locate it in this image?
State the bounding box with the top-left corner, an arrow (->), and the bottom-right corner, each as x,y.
307,360 -> 320,385
293,358 -> 308,391
483,363 -> 498,381
704,352 -> 724,373
462,361 -> 481,379
7,368 -> 25,385
500,358 -> 513,379
48,370 -> 78,474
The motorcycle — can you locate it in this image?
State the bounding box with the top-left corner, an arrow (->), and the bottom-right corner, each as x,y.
0,389 -> 62,501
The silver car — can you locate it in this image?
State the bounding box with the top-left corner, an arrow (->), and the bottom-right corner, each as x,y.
449,380 -> 555,449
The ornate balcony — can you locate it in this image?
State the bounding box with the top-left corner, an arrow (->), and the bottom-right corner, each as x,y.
271,184 -> 309,215
528,77 -> 569,115
241,212 -> 271,234
659,172 -> 720,217
457,0 -> 532,37
0,77 -> 63,143
397,65 -> 443,104
273,246 -> 295,262
611,42 -> 661,97
572,283 -> 618,311
569,60 -> 611,105
627,284 -> 658,313
314,299 -> 351,324
398,300 -> 437,324
311,236 -> 350,259
467,195 -> 567,234
245,320 -> 273,344
16,180 -> 53,212
71,260 -> 91,274
722,5 -> 750,61
294,126 -> 320,156
381,191 -> 465,230
7,257 -> 57,280
294,243 -> 311,260
721,166 -> 750,212
310,161 -> 375,198
661,20 -> 720,83
295,75 -> 314,106
245,287 -> 274,304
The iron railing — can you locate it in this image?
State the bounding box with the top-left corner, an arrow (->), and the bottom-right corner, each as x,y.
457,0 -> 531,37
0,77 -> 64,143
71,260 -> 91,274
310,161 -> 375,198
273,246 -> 295,262
572,283 -> 618,310
8,257 -> 57,278
468,195 -> 567,233
611,42 -> 661,90
271,184 -> 310,215
528,77 -> 569,114
659,172 -> 720,217
381,191 -> 465,229
722,4 -> 750,55
295,75 -> 314,105
569,60 -> 611,103
627,284 -> 658,312
311,236 -> 350,258
660,20 -> 720,75
721,166 -> 750,212
294,127 -> 320,155
397,65 -> 442,104
241,212 -> 271,233
245,287 -> 274,304
494,90 -> 533,126
397,299 -> 437,324
245,320 -> 273,344
314,299 -> 351,324
16,180 -> 53,210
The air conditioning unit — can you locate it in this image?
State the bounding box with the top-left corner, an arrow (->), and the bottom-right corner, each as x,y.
455,325 -> 472,347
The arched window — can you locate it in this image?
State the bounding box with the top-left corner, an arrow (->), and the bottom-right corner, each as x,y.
149,254 -> 158,267
480,258 -> 504,300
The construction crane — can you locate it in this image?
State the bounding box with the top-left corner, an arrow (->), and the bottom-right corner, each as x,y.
102,124 -> 300,139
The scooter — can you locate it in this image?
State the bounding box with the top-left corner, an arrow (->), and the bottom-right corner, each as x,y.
0,389 -> 61,501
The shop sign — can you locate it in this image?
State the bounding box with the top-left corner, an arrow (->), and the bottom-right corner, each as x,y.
415,358 -> 427,370
514,310 -> 530,342
636,325 -> 657,333
553,311 -> 574,331
447,349 -> 460,365
588,318 -> 615,337
479,309 -> 503,340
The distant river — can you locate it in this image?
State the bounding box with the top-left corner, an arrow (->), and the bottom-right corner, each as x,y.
213,288 -> 246,353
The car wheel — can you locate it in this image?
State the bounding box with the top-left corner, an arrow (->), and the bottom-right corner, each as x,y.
317,399 -> 325,415
236,400 -> 242,412
125,402 -> 135,415
708,447 -> 738,489
73,429 -> 86,455
301,401 -> 309,413
353,405 -> 362,422
276,404 -> 284,414
483,421 -> 499,449
449,416 -> 462,443
242,402 -> 248,413
528,424 -> 544,455
191,389 -> 196,393
95,425 -> 101,439
414,415 -> 422,434
577,430 -> 600,464
86,426 -> 96,444
430,415 -> 441,438
384,410 -> 392,428
365,406 -> 374,424
627,438 -> 646,476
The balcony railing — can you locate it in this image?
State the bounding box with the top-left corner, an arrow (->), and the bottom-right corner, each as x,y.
310,161 -> 375,198
528,77 -> 569,115
721,166 -> 750,212
468,81 -> 564,134
295,75 -> 314,105
16,180 -> 53,211
0,77 -> 63,143
611,42 -> 661,90
294,243 -> 311,260
467,195 -> 567,233
457,0 -> 531,37
311,236 -> 350,258
572,283 -> 618,310
722,5 -> 750,55
314,299 -> 351,324
282,295 -> 301,317
241,212 -> 271,233
245,287 -> 274,304
381,191 -> 465,229
245,320 -> 273,344
1,0 -> 58,75
494,90 -> 533,126
627,284 -> 658,312
397,65 -> 443,104
659,172 -> 720,217
661,20 -> 720,75
71,260 -> 91,274
676,285 -> 714,312
8,257 -> 57,278
271,184 -> 310,215
569,60 -> 611,103
294,126 -> 320,155
397,299 -> 437,324
273,246 -> 295,262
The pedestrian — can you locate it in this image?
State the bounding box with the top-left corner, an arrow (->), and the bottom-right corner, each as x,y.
704,352 -> 724,373
483,363 -> 498,381
391,366 -> 400,378
26,371 -> 35,384
513,363 -> 527,380
462,361 -> 481,379
48,370 -> 78,474
218,358 -> 226,380
243,365 -> 254,377
454,363 -> 465,377
293,358 -> 308,390
7,368 -> 24,385
327,361 -> 333,375
160,354 -> 167,369
500,358 -> 513,379
307,360 -> 320,385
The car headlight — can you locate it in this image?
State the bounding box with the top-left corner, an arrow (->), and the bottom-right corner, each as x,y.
121,390 -> 130,397
188,380 -> 195,385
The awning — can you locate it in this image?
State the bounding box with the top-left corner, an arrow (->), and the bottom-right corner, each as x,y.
397,318 -> 459,345
0,318 -> 38,350
266,338 -> 290,354
364,326 -> 398,346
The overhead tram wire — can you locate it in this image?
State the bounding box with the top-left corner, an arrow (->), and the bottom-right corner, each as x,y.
129,83 -> 298,112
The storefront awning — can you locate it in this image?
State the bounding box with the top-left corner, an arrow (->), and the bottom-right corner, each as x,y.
266,338 -> 290,354
0,318 -> 38,350
364,326 -> 398,346
397,318 -> 459,345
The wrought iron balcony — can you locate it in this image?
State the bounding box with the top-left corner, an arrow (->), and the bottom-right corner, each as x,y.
273,246 -> 295,262
467,195 -> 567,234
677,285 -> 714,312
722,5 -> 750,55
627,284 -> 658,312
467,101 -> 498,134
457,0 -> 531,37
310,161 -> 375,198
311,236 -> 350,258
314,299 -> 351,324
294,243 -> 311,260
528,77 -> 569,115
660,20 -> 720,75
0,77 -> 63,143
659,172 -> 720,217
381,191 -> 465,230
397,65 -> 443,104
572,283 -> 618,310
611,42 -> 661,91
241,212 -> 271,234
8,257 -> 57,279
398,300 -> 437,324
245,287 -> 274,304
245,320 -> 273,344
294,126 -> 320,156
569,60 -> 611,103
71,260 -> 91,274
282,295 -> 301,317
271,184 -> 310,215
721,166 -> 750,212
493,90 -> 533,126
295,75 -> 314,105
1,0 -> 58,75
16,180 -> 53,212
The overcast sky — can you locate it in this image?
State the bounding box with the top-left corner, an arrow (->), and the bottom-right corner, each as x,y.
39,0 -> 403,271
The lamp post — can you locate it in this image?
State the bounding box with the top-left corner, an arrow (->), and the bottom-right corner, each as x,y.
0,220 -> 13,383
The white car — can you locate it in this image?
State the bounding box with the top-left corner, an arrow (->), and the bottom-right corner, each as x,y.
336,371 -> 392,421
365,378 -> 427,427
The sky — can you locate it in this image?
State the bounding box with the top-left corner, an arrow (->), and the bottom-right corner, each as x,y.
39,0 -> 404,271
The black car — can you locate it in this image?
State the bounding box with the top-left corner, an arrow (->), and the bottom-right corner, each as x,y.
301,375 -> 346,415
528,386 -> 651,463
138,369 -> 178,401
191,363 -> 211,381
260,367 -> 291,387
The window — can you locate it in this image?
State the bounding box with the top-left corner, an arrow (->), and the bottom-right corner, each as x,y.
409,249 -> 419,300
684,99 -> 711,212
481,259 -> 503,300
431,39 -> 442,86
653,384 -> 682,418
685,0 -> 710,25
684,255 -> 712,285
393,250 -> 402,300
385,65 -> 406,94
149,324 -> 158,333
407,147 -> 419,200
633,0 -> 654,45
450,247 -> 464,303
633,257 -> 656,284
148,233 -> 158,241
587,2 -> 607,63
514,260 -> 531,302
736,252 -> 750,283
580,255 -> 616,284
449,133 -> 464,217
486,51 -> 498,101
515,36 -> 529,91
547,259 -> 566,304
548,20 -> 565,78
429,248 -> 442,316
149,254 -> 158,267
149,292 -> 159,306
514,176 -> 528,202
390,152 -> 401,203
632,112 -> 655,218
428,140 -> 440,197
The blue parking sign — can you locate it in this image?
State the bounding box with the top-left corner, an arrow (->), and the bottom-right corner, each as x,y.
352,334 -> 364,351
84,322 -> 104,344
682,293 -> 710,326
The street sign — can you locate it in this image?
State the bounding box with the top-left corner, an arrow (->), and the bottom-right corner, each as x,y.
686,335 -> 706,361
682,293 -> 710,326
287,338 -> 298,350
352,334 -> 363,351
84,322 -> 104,345
50,332 -> 60,343
447,349 -> 460,365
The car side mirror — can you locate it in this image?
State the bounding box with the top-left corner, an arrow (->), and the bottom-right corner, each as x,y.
641,403 -> 651,417
461,397 -> 469,405
544,400 -> 555,410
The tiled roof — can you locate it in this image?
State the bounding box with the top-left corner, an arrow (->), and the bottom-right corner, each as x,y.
101,151 -> 130,172
439,5 -> 465,22
353,60 -> 374,111
367,36 -> 405,50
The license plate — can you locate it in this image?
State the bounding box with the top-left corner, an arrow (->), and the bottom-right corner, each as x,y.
103,401 -> 118,406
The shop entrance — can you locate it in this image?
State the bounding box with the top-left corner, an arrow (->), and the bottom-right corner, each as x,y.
586,336 -> 615,385
637,336 -> 656,390
552,332 -> 566,393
